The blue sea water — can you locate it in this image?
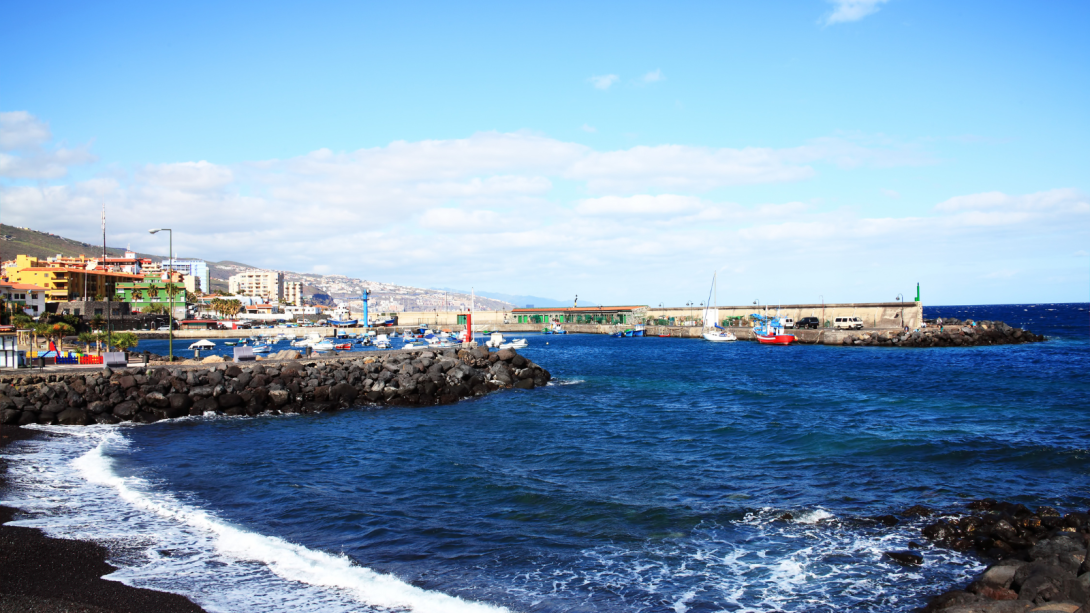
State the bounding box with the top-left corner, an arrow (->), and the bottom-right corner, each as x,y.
3,303 -> 1088,613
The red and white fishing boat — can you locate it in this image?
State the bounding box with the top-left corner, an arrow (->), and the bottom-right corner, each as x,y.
753,316 -> 796,345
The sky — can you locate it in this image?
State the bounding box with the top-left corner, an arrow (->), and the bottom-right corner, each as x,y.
2,0 -> 1087,306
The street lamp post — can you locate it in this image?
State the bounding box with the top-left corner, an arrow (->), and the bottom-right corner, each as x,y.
896,293 -> 904,328
149,228 -> 173,361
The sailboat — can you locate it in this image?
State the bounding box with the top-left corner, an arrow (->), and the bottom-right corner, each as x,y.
702,272 -> 737,342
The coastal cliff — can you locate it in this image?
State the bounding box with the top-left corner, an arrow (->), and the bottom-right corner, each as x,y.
0,346 -> 551,426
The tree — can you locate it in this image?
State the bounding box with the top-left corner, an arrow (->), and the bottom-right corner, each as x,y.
223,299 -> 242,319
185,291 -> 198,304
90,314 -> 105,330
78,332 -> 96,354
95,331 -> 110,353
12,313 -> 34,329
110,332 -> 139,352
144,303 -> 167,316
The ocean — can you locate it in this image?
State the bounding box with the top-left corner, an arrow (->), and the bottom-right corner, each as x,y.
3,303 -> 1088,612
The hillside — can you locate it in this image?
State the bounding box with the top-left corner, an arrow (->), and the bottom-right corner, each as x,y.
1,224 -> 518,311
1,224 -> 243,292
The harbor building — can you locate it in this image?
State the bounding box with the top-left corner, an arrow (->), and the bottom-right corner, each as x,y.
511,306 -> 648,325
228,270 -> 284,302
163,259 -> 210,294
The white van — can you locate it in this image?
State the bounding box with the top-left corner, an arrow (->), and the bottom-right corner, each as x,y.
834,316 -> 864,330
781,317 -> 795,328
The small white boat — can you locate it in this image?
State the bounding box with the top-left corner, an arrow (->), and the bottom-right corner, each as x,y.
374,334 -> 391,349
311,340 -> 334,351
188,339 -> 216,350
701,272 -> 737,343
292,334 -> 322,347
252,344 -> 271,353
499,339 -> 528,350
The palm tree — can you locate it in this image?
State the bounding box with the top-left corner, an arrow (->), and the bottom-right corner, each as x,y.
223,299 -> 242,319
78,332 -> 96,354
111,332 -> 139,353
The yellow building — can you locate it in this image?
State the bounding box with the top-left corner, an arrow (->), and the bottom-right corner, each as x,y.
6,255 -> 143,302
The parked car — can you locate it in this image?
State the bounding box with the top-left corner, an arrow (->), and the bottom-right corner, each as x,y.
834,316 -> 864,330
796,317 -> 821,329
157,325 -> 171,331
781,317 -> 796,328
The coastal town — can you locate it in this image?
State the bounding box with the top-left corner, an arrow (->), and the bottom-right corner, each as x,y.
0,222 -> 1047,368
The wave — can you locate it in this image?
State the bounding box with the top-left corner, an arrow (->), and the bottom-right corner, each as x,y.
3,426 -> 508,613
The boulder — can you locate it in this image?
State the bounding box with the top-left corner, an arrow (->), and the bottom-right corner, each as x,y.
144,391 -> 170,408
217,393 -> 243,408
330,382 -> 358,405
18,410 -> 38,426
57,408 -> 89,426
884,551 -> 923,566
192,397 -> 219,415
0,408 -> 20,425
168,394 -> 193,412
982,561 -> 1026,588
113,401 -> 139,418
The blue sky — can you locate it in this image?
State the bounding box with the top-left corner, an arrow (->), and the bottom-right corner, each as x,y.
2,0 -> 1087,305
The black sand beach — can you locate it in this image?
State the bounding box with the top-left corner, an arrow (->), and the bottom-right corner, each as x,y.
0,425 -> 207,613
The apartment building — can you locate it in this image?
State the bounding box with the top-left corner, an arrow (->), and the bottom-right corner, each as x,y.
163,259 -> 209,294
284,281 -> 303,306
228,269 -> 284,301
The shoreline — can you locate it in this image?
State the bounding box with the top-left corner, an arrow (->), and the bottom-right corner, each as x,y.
0,425 -> 208,612
2,418 -> 1081,610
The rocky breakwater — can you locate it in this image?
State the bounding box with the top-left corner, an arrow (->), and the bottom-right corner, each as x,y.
0,346 -> 551,426
915,500 -> 1089,612
841,320 -> 1045,348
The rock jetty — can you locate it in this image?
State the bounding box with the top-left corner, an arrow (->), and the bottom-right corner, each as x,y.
0,346 -> 550,426
840,320 -> 1044,348
915,499 -> 1089,612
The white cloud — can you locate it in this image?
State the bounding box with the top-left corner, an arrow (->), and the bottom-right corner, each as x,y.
140,161 -> 235,191
588,74 -> 619,90
881,189 -> 901,198
934,188 -> 1089,214
824,0 -> 890,25
0,111 -> 51,150
642,69 -> 664,83
567,144 -> 818,192
6,114 -> 1084,304
581,124 -> 597,133
0,110 -> 96,179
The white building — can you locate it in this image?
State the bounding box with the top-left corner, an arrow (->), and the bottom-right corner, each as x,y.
228,270 -> 284,302
284,280 -> 303,306
0,282 -> 48,318
282,305 -> 318,318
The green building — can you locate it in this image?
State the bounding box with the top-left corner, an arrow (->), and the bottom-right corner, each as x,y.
115,279 -> 185,314
510,306 -> 647,325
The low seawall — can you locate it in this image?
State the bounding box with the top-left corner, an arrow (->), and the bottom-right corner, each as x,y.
0,346 -> 550,427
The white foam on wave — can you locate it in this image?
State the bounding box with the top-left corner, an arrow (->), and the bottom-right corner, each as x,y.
493,507 -> 985,612
3,425 -> 509,613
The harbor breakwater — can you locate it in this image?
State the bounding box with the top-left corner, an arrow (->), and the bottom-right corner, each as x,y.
495,319 -> 1045,347
0,346 -> 551,427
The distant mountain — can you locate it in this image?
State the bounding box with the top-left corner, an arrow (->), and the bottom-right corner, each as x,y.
430,288 -> 594,308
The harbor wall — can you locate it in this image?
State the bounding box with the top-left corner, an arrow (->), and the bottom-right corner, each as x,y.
390,302 -> 922,329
